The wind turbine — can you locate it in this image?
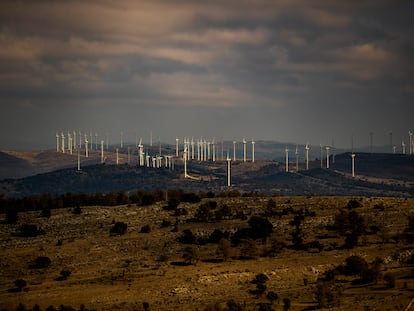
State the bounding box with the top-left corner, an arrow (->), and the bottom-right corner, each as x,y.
409,131 -> 413,155
116,148 -> 119,165
226,153 -> 231,187
183,145 -> 188,178
85,135 -> 89,158
61,133 -> 65,153
251,140 -> 255,163
402,141 -> 406,154
305,143 -> 309,170
56,133 -> 59,152
191,138 -> 195,160
295,145 -> 299,172
90,132 -> 93,150
79,130 -> 82,149
243,138 -> 247,163
233,141 -> 236,161
138,138 -> 144,166
73,131 -> 77,150
68,133 -> 72,155
175,137 -> 179,157
77,148 -> 81,171
95,132 -> 98,150
212,138 -> 216,162
120,132 -> 123,149
285,146 -> 289,173
326,146 -> 330,169
319,144 -> 323,168
351,152 -> 356,177
101,140 -> 104,163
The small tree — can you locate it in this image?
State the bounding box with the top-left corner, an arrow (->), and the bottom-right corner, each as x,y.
110,221 -> 127,235
216,238 -> 232,261
383,273 -> 396,288
283,298 -> 291,311
182,246 -> 199,265
30,256 -> 51,269
14,279 -> 27,292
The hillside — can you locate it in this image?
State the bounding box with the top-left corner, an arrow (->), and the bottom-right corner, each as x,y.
1,196 -> 414,310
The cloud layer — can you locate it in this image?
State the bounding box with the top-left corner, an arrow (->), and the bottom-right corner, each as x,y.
1,0 -> 413,149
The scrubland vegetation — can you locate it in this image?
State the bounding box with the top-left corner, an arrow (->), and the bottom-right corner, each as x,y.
1,191 -> 414,310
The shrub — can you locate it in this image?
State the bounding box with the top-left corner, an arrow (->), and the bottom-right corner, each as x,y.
283,298 -> 291,311
17,224 -> 44,237
251,273 -> 269,285
182,246 -> 199,265
160,219 -> 172,228
110,222 -> 127,235
40,208 -> 51,218
334,209 -> 366,248
248,216 -> 273,239
30,256 -> 51,269
216,238 -> 232,261
14,279 -> 27,292
5,208 -> 19,224
383,273 -> 396,288
56,270 -> 71,281
266,291 -> 278,302
345,199 -> 362,209
72,205 -> 82,214
177,229 -> 197,244
344,255 -> 368,276
140,225 -> 151,233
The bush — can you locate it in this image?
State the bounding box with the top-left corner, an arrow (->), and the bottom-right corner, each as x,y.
140,225 -> 151,233
56,270 -> 71,281
110,221 -> 127,235
251,273 -> 269,285
30,256 -> 51,269
5,208 -> 18,224
182,246 -> 199,265
160,219 -> 172,228
248,216 -> 273,239
216,238 -> 232,261
345,199 -> 362,209
72,205 -> 82,214
17,224 -> 44,237
40,208 -> 51,218
177,229 -> 197,244
383,273 -> 396,288
344,255 -> 368,276
14,279 -> 27,291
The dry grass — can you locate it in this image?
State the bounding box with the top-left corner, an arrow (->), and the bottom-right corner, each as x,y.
1,196 -> 414,310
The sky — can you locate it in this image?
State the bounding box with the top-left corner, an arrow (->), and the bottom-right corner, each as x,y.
0,0 -> 413,150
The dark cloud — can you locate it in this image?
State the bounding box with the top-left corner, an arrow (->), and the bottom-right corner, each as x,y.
0,0 -> 413,150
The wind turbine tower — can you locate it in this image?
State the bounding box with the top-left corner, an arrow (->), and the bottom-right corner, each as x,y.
77,148 -> 81,171
95,133 -> 98,150
319,144 -> 323,168
243,138 -> 247,163
85,136 -> 89,158
116,148 -> 119,165
326,146 -> 330,169
120,132 -> 123,149
61,133 -> 65,153
402,141 -> 406,154
295,145 -> 299,172
226,153 -> 231,187
101,140 -> 104,163
285,146 -> 289,173
191,138 -> 195,160
176,137 -> 179,157
351,153 -> 356,177
305,143 -> 309,170
73,131 -> 76,150
251,140 -> 255,163
233,141 -> 236,161
409,131 -> 413,155
56,133 -> 59,152
183,146 -> 188,178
